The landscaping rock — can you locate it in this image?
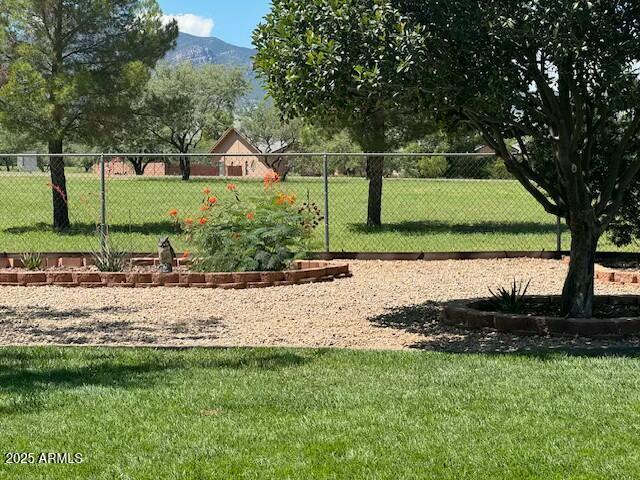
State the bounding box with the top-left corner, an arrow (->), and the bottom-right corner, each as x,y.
3,259 -> 640,351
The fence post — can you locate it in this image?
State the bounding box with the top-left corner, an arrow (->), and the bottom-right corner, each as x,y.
556,216 -> 562,255
99,153 -> 107,255
323,153 -> 330,254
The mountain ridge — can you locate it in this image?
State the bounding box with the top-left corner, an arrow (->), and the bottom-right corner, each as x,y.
164,32 -> 264,102
165,32 -> 256,67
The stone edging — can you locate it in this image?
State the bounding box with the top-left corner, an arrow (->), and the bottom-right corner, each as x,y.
0,260 -> 351,289
561,256 -> 639,285
442,295 -> 640,338
562,257 -> 640,284
594,266 -> 640,285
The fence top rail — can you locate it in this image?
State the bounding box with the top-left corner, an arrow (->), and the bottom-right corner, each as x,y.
0,152 -> 498,158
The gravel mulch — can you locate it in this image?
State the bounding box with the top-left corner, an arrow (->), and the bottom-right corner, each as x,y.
2,258 -> 640,352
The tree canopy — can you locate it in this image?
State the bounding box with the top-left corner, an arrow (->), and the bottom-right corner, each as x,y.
240,100 -> 302,154
254,0 -> 430,225
138,62 -> 249,180
239,100 -> 303,178
0,0 -> 177,229
396,0 -> 640,316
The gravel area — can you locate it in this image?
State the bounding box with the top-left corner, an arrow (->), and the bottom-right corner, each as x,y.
2,258 -> 640,352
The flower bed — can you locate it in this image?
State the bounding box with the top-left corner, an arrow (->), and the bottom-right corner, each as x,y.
170,174 -> 323,273
442,295 -> 640,338
0,258 -> 351,289
0,170 -> 350,289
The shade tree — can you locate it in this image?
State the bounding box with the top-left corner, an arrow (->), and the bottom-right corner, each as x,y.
254,0 -> 429,226
238,99 -> 303,179
0,0 -> 177,229
138,62 -> 249,181
397,0 -> 640,317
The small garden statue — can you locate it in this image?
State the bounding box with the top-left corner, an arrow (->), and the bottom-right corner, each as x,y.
158,236 -> 176,273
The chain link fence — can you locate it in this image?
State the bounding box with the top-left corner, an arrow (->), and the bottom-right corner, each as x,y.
0,151 -> 617,255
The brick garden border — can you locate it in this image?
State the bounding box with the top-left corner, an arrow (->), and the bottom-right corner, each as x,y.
0,259 -> 351,289
442,295 -> 640,338
593,266 -> 638,285
561,256 -> 640,286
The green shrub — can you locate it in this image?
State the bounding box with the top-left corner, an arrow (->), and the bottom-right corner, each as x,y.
177,176 -> 322,273
486,159 -> 513,179
417,155 -> 448,178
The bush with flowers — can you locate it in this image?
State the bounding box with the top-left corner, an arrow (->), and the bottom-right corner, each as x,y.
169,172 -> 323,272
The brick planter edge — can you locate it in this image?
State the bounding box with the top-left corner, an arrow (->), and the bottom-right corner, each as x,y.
0,260 -> 351,290
442,295 -> 640,338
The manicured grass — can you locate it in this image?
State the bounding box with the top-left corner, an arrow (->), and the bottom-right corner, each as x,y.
1,347 -> 640,479
0,171 -> 624,253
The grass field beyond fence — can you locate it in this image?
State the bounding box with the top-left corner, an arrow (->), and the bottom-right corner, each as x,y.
1,347 -> 640,479
0,173 -> 556,253
0,172 -> 631,253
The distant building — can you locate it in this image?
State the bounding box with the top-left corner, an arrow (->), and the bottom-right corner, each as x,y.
474,145 -> 497,155
94,128 -> 289,178
17,154 -> 38,173
93,158 -> 167,176
208,127 -> 289,178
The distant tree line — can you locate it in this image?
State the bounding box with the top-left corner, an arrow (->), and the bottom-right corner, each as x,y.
0,0 -> 512,234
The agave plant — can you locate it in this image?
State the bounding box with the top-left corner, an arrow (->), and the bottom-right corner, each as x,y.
21,252 -> 43,271
92,242 -> 127,272
488,279 -> 532,314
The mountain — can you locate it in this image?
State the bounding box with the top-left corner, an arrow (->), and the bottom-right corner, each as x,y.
166,32 -> 255,68
164,32 -> 265,102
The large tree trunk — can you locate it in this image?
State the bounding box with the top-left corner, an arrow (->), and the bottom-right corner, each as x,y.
180,155 -> 190,181
366,155 -> 384,226
131,157 -> 145,176
362,113 -> 386,227
561,210 -> 599,318
48,139 -> 70,230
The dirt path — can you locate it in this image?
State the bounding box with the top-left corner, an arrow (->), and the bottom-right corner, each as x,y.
2,259 -> 640,352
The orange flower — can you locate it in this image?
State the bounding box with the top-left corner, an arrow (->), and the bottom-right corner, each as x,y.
263,170 -> 280,189
202,187 -> 211,195
227,183 -> 237,191
184,217 -> 194,226
208,196 -> 218,205
183,250 -> 190,258
168,209 -> 179,217
200,205 -> 211,212
199,217 -> 208,225
246,212 -> 255,221
275,192 -> 296,206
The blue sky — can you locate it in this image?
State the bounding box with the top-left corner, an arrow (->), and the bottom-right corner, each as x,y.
158,0 -> 272,48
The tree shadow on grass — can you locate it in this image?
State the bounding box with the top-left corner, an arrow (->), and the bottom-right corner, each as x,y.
4,221 -> 176,237
369,301 -> 640,358
195,348 -> 329,371
0,357 -> 175,414
0,347 -> 322,415
350,220 -> 568,236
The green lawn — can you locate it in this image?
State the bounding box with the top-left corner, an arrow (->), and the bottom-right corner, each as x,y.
1,347 -> 640,479
0,172 -> 627,253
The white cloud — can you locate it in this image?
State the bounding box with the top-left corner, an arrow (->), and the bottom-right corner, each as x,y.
163,13 -> 215,37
